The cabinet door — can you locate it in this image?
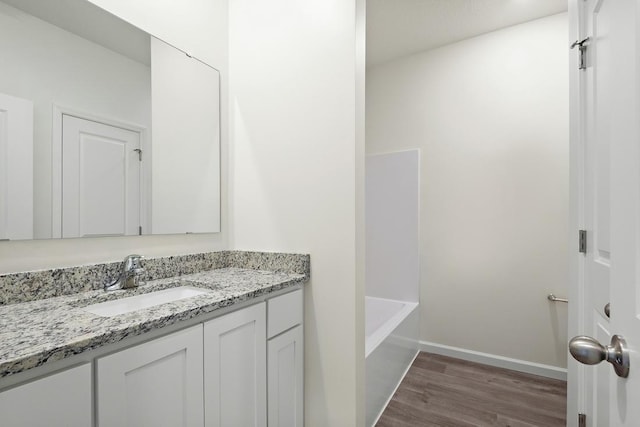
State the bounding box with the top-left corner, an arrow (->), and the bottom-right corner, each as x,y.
267,325 -> 303,427
96,324 -> 204,427
0,364 -> 91,427
204,302 -> 266,427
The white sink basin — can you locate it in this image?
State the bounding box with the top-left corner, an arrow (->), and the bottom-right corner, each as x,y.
83,286 -> 209,317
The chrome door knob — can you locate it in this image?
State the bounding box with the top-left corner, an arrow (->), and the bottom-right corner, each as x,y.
569,335 -> 630,378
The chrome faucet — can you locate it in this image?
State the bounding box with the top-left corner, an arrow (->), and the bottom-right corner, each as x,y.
105,254 -> 145,291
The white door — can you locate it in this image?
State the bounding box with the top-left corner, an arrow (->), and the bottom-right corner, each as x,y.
0,92 -> 33,240
575,0 -> 613,423
96,325 -> 204,427
62,114 -> 141,238
203,303 -> 267,427
569,0 -> 640,425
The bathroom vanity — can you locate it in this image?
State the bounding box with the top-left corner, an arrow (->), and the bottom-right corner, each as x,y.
0,251 -> 308,427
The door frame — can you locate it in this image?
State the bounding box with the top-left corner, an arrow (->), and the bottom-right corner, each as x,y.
568,0 -> 588,425
51,104 -> 150,238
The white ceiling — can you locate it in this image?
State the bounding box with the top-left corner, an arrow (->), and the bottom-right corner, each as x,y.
367,0 -> 568,67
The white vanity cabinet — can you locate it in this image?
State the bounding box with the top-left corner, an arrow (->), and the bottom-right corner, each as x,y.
267,289 -> 304,427
3,288 -> 304,427
96,324 -> 204,427
0,364 -> 92,427
204,302 -> 267,427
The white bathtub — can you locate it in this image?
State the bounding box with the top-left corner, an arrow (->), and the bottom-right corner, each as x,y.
365,296 -> 419,426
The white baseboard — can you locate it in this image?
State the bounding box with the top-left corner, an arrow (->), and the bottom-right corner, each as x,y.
419,341 -> 567,381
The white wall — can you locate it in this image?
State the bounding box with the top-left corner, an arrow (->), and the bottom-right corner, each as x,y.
151,37 -> 221,234
0,1 -> 151,239
0,93 -> 33,241
0,0 -> 228,273
366,14 -> 569,368
228,0 -> 365,424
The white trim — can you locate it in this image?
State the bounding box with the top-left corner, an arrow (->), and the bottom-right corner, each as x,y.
419,341 -> 568,381
567,0 -> 585,424
369,350 -> 419,427
51,106 -> 62,238
365,148 -> 421,158
51,105 -> 150,238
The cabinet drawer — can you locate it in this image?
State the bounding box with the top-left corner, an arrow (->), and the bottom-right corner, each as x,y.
267,289 -> 303,339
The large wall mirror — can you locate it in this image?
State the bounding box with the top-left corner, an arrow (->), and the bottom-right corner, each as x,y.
0,0 -> 221,241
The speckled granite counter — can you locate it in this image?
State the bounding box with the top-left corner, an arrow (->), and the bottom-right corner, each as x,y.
0,252 -> 309,379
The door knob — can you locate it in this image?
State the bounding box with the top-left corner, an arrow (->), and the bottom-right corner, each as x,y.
569,335 -> 629,378
604,303 -> 610,318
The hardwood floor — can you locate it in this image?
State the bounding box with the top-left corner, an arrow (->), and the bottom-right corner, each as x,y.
376,352 -> 567,427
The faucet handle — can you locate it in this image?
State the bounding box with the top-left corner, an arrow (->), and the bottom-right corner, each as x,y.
105,255 -> 146,291
123,254 -> 144,269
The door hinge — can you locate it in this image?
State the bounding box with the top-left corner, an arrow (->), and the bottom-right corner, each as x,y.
578,413 -> 586,427
579,230 -> 587,254
134,148 -> 142,161
571,37 -> 590,70
139,226 -> 142,236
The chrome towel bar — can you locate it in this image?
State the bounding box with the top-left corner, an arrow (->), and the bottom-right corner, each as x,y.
547,294 -> 568,303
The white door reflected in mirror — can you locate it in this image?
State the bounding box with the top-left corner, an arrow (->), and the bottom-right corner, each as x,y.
61,115 -> 142,238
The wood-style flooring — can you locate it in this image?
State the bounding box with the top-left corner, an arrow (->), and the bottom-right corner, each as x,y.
376,352 -> 567,427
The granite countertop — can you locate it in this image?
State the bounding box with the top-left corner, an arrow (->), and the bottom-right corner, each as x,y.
0,267 -> 307,378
